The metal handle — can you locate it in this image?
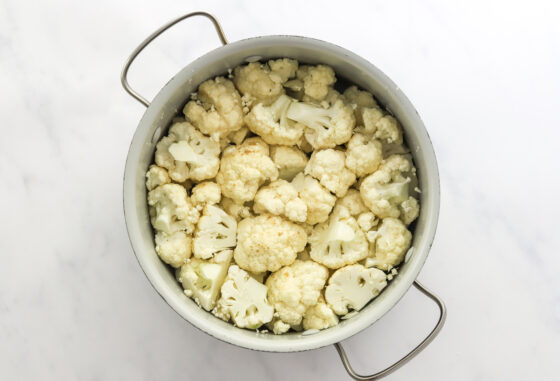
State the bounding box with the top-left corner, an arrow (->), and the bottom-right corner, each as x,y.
335,281 -> 446,380
121,11 -> 228,107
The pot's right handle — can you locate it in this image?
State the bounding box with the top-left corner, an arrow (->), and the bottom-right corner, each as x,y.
121,12 -> 228,107
334,281 -> 446,380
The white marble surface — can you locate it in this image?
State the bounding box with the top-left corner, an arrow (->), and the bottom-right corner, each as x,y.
1,0 -> 559,379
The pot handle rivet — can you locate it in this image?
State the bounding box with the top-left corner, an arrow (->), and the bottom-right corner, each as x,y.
120,11 -> 228,107
334,281 -> 446,380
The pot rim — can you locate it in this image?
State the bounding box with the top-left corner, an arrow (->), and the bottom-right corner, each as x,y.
123,34 -> 440,352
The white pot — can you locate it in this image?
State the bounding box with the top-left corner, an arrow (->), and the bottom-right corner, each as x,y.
122,12 -> 445,379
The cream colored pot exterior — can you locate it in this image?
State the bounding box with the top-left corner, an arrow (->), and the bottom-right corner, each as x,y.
123,36 -> 440,352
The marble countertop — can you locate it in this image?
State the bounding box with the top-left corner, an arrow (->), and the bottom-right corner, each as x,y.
1,0 -> 559,379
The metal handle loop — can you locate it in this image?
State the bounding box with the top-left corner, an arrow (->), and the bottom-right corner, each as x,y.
335,281 -> 446,380
121,11 -> 228,107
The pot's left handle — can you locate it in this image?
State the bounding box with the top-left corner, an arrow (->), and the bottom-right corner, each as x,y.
121,11 -> 228,107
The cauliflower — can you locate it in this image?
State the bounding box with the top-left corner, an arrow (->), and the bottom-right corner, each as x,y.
245,94 -> 303,145
253,180 -> 307,223
365,217 -> 412,271
154,231 -> 191,268
305,149 -> 356,197
343,85 -> 378,125
155,122 -> 220,182
148,184 -> 199,234
286,99 -> 355,149
345,134 -> 383,177
291,173 -> 336,225
190,181 -> 221,210
177,250 -> 232,311
359,155 -> 419,222
400,197 -> 420,226
145,165 -> 170,191
234,59 -> 298,105
325,264 -> 387,315
214,265 -> 274,329
193,205 -> 237,260
216,137 -> 278,204
333,189 -> 368,216
219,197 -> 252,221
303,295 -> 338,330
309,207 -> 368,269
266,260 -> 329,325
183,77 -> 244,141
297,65 -> 336,101
234,214 -> 307,273
270,145 -> 308,181
267,318 -> 291,335
363,112 -> 403,145
357,212 -> 379,233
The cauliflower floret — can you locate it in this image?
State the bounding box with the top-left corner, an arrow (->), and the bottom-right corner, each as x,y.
297,65 -> 336,101
362,111 -> 403,145
245,95 -> 303,145
291,173 -> 336,225
155,122 -> 220,182
148,183 -> 199,233
400,197 -> 420,226
193,205 -> 237,259
325,264 -> 387,315
267,318 -> 291,335
305,149 -> 356,197
266,260 -> 329,325
303,295 -> 338,330
219,197 -> 252,222
216,137 -> 278,204
343,85 -> 378,124
154,231 -> 191,268
190,181 -> 221,210
357,212 -> 379,233
145,165 -> 170,191
234,60 -> 297,105
183,77 -> 244,141
177,250 -> 232,311
286,100 -> 355,149
270,145 -> 308,181
360,155 -> 418,222
309,207 -> 368,269
253,179 -> 307,223
214,265 -> 274,329
345,134 -> 383,177
365,217 -> 412,271
333,189 -> 368,216
234,214 -> 307,273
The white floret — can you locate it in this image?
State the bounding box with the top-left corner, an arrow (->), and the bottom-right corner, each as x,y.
245,94 -> 303,145
193,205 -> 237,260
183,77 -> 244,141
309,207 -> 369,269
233,60 -> 297,105
325,264 -> 387,315
364,217 -> 412,271
177,250 -> 232,311
297,65 -> 336,101
305,149 -> 356,197
214,265 -> 274,329
145,165 -> 170,191
154,231 -> 192,268
343,85 -> 378,125
234,214 -> 307,273
148,183 -> 200,234
303,295 -> 339,330
266,260 -> 329,326
286,100 -> 355,149
267,318 -> 291,335
333,189 -> 368,216
345,133 -> 383,177
253,179 -> 307,223
190,181 -> 221,210
216,137 -> 278,204
291,173 -> 336,225
155,122 -> 221,182
270,145 -> 308,181
360,155 -> 419,223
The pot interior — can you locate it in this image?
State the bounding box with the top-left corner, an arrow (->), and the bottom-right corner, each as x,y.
124,36 -> 440,352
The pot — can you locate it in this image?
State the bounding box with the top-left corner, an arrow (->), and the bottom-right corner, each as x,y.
121,12 -> 446,380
